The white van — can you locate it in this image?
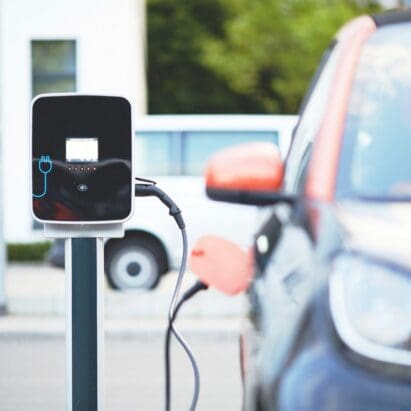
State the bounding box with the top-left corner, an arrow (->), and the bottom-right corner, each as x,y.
103,115 -> 297,289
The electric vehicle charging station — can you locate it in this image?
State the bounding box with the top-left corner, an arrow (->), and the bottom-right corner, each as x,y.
32,94 -> 133,411
31,93 -> 202,411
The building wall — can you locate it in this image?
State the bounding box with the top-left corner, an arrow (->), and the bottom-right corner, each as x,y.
0,0 -> 146,242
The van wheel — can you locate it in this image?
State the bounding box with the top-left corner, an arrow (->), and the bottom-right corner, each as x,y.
105,235 -> 167,290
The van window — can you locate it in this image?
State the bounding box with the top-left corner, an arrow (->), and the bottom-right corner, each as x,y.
135,130 -> 278,176
134,132 -> 173,176
183,131 -> 278,175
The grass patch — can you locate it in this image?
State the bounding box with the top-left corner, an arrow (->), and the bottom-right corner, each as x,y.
7,241 -> 52,262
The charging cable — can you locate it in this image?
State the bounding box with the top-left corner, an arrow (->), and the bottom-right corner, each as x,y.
164,281 -> 208,411
134,178 -> 200,411
33,155 -> 53,198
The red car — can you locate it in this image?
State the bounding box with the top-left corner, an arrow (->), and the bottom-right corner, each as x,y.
201,9 -> 411,411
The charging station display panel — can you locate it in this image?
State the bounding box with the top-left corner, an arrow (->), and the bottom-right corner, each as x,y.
66,138 -> 99,163
32,95 -> 133,223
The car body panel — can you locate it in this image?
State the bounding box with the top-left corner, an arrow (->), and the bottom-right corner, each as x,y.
274,291 -> 411,411
241,12 -> 411,411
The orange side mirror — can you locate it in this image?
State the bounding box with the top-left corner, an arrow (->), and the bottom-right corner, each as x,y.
205,142 -> 284,205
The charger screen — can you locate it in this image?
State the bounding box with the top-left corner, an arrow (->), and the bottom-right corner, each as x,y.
66,138 -> 99,162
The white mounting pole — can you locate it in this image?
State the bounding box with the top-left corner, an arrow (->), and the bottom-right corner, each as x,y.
65,238 -> 105,411
45,223 -> 123,411
0,0 -> 7,316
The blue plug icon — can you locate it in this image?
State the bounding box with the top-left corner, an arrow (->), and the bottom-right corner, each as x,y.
33,155 -> 53,198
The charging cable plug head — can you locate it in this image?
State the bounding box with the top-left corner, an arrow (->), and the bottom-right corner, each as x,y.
135,180 -> 185,229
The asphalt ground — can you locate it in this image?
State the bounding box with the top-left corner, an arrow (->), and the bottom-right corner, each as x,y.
0,264 -> 244,410
5,264 -> 245,319
0,335 -> 242,411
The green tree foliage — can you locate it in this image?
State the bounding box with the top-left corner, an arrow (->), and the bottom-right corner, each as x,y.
147,0 -> 261,113
147,0 -> 380,114
202,0 -> 381,113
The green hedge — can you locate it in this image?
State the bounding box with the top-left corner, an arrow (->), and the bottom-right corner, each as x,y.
7,242 -> 52,262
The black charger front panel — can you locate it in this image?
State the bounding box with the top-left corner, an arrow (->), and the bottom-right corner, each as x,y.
32,95 -> 132,222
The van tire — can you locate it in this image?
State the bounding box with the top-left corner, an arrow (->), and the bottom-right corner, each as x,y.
105,234 -> 167,290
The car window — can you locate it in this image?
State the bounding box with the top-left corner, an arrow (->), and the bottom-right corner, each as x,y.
183,131 -> 279,176
337,23 -> 411,199
134,132 -> 173,176
285,42 -> 341,193
295,144 -> 312,192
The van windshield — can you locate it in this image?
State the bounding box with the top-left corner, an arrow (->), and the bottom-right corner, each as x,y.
337,24 -> 411,200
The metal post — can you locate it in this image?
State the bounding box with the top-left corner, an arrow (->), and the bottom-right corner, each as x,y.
65,238 -> 104,411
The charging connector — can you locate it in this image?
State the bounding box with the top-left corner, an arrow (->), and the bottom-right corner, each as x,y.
135,178 -> 185,229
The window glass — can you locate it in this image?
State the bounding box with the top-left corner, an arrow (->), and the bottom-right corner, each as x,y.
134,132 -> 172,176
285,42 -> 341,193
31,40 -> 76,97
183,131 -> 278,175
295,144 -> 312,192
337,24 -> 411,199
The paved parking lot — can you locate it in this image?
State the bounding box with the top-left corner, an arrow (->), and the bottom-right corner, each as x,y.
5,264 -> 245,319
0,264 -> 244,410
0,335 -> 242,411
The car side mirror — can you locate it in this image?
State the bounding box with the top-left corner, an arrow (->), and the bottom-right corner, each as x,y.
205,142 -> 287,206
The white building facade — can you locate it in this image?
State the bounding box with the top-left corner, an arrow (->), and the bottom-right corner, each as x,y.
0,0 -> 146,242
